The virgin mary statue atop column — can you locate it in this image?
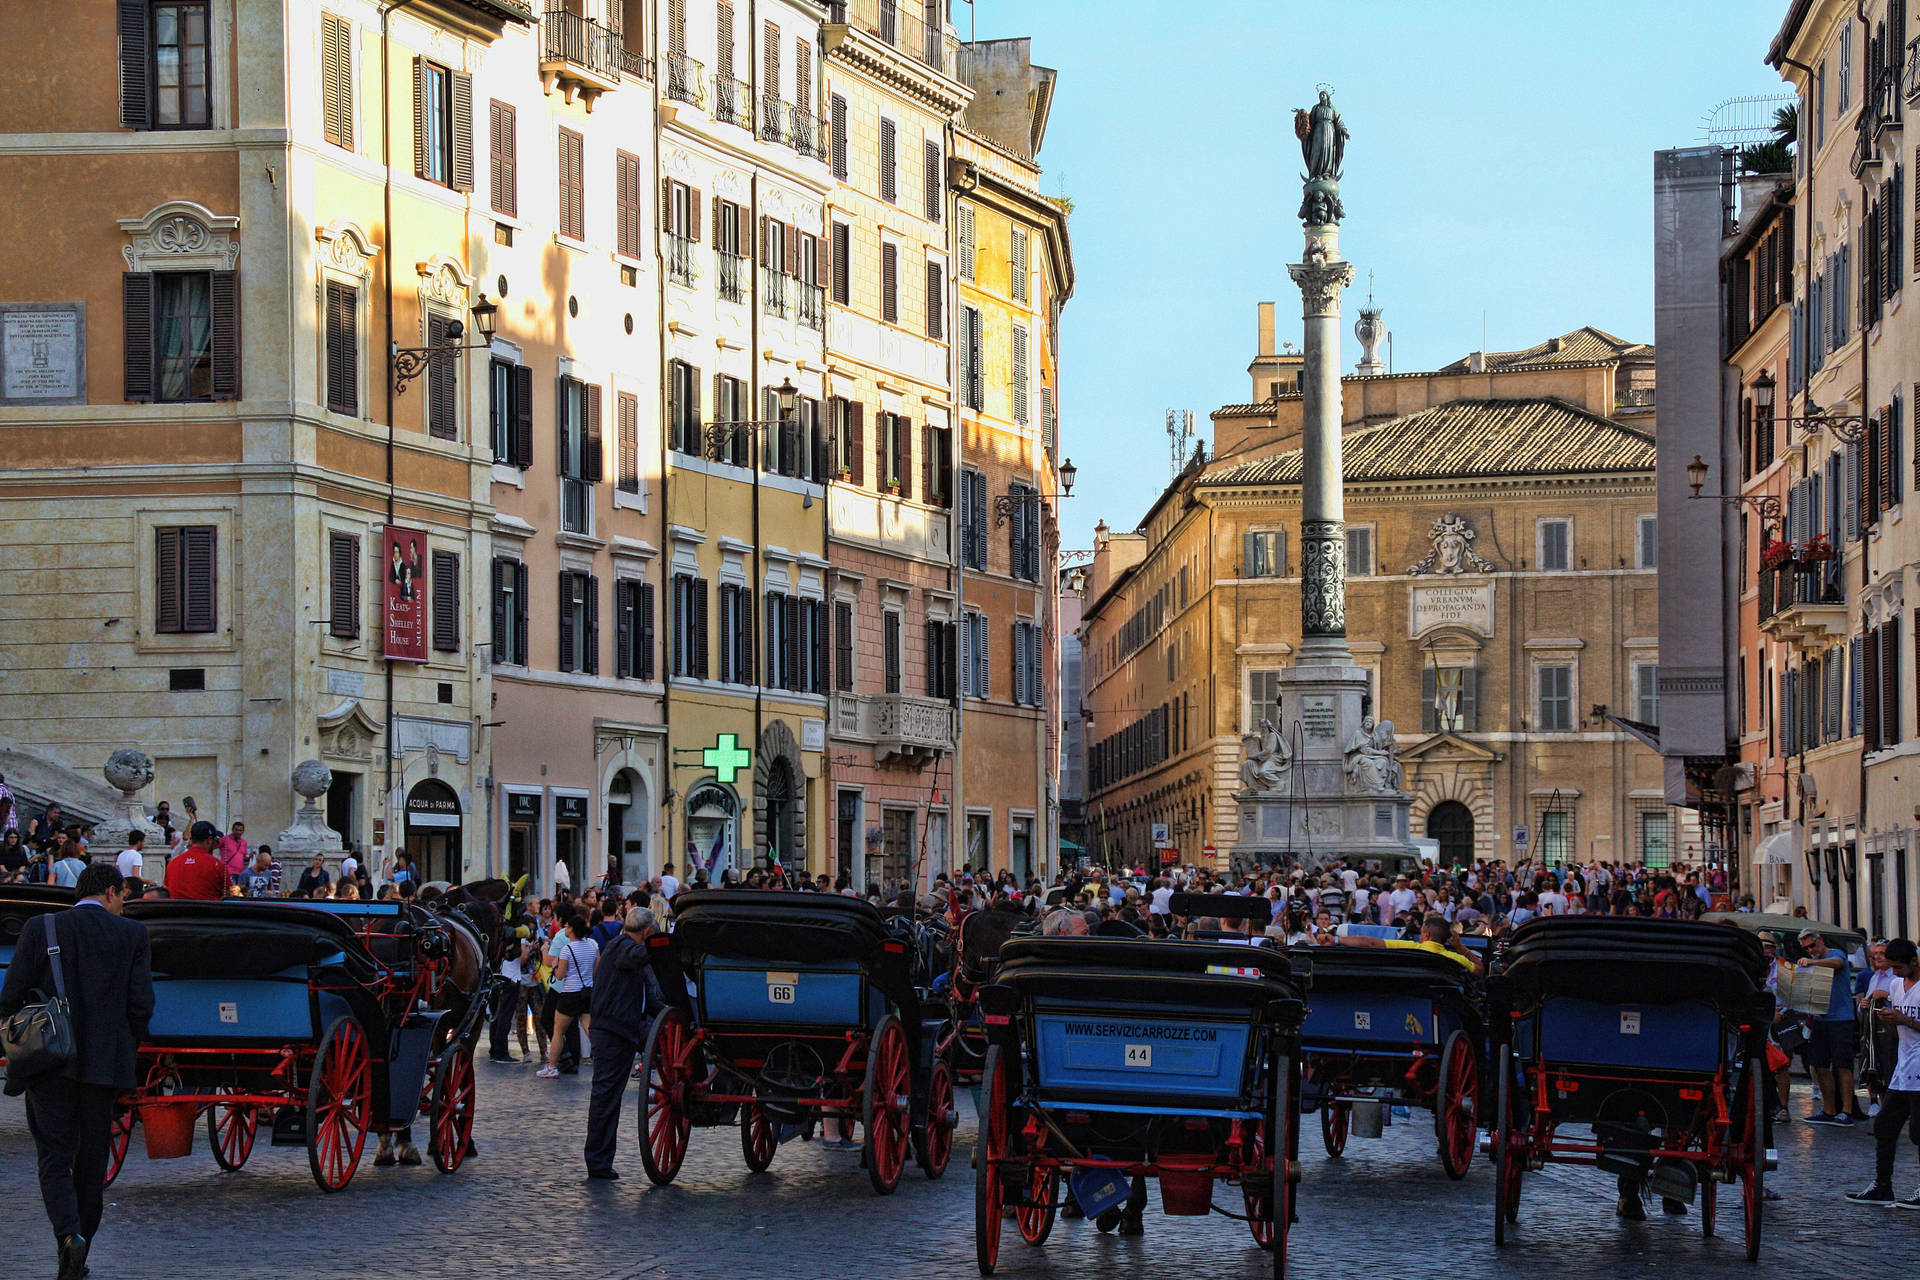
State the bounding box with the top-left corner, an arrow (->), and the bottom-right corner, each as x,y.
1295,90 -> 1348,181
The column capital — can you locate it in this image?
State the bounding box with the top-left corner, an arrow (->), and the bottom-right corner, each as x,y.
1288,259 -> 1358,318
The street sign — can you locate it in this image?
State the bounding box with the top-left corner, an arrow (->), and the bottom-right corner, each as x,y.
1152,823 -> 1170,847
1513,825 -> 1530,848
1159,849 -> 1179,865
704,733 -> 753,784
1202,844 -> 1217,860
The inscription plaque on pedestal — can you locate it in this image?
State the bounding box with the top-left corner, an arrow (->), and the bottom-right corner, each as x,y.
0,303 -> 85,405
1301,696 -> 1337,742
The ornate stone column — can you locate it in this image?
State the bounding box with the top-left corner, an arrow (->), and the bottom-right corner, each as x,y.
1288,228 -> 1357,665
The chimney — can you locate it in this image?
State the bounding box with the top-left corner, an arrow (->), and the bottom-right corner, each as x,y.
1547,336 -> 1564,353
1257,302 -> 1276,358
1468,350 -> 1486,373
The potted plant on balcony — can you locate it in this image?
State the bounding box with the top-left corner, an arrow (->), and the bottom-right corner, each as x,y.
1796,533 -> 1835,563
1760,539 -> 1794,570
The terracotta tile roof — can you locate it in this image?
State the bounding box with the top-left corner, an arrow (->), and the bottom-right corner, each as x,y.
1435,326 -> 1648,373
1197,398 -> 1655,487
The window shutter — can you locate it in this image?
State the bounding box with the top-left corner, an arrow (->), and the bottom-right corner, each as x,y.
850,401 -> 865,486
836,600 -> 854,690
924,140 -> 942,220
584,383 -> 604,482
123,272 -> 154,401
1011,227 -> 1029,303
558,571 -> 576,672
921,424 -> 935,502
181,526 -> 216,632
1847,441 -> 1861,538
514,562 -> 529,665
558,128 -> 584,240
491,559 -> 508,658
640,583 -> 656,680
431,550 -> 459,651
450,71 -> 474,191
617,391 -> 639,493
616,151 -> 642,258
957,202 -> 974,280
784,220 -> 799,277
584,573 -> 600,675
325,281 -> 358,416
322,15 -> 352,150
615,581 -> 633,679
694,578 -> 710,679
926,260 -> 943,338
490,99 -> 516,216
1885,617 -> 1902,744
978,613 -> 990,699
967,306 -> 983,407
894,415 -> 912,499
1462,667 -> 1478,730
830,93 -> 848,179
880,117 -> 897,202
881,242 -> 898,323
1012,324 -> 1029,423
831,221 -> 851,305
209,270 -> 240,401
155,529 -> 181,632
118,1 -> 151,128
786,595 -> 804,691
688,185 -> 702,243
329,533 -> 359,638
1878,407 -> 1895,512
412,57 -> 428,177
1012,622 -> 1026,704
511,363 -> 534,468
426,312 -> 455,438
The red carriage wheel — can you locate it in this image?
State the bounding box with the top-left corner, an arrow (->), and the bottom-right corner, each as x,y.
862,1014 -> 911,1195
1493,1044 -> 1525,1243
974,1045 -> 1009,1275
1436,1030 -> 1479,1180
1321,1098 -> 1349,1157
740,1100 -> 778,1173
307,1016 -> 373,1193
103,1102 -> 134,1187
1740,1057 -> 1764,1262
913,1056 -> 955,1179
1244,1119 -> 1274,1250
207,1087 -> 258,1172
639,1006 -> 693,1186
429,1042 -> 476,1173
1015,1158 -> 1058,1245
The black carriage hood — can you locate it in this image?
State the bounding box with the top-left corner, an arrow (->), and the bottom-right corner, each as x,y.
0,884 -> 76,947
668,890 -> 895,965
993,937 -> 1303,1018
126,899 -> 380,982
1286,942 -> 1477,993
1496,916 -> 1766,1009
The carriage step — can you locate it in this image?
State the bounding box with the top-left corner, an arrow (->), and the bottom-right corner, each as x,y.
270,1107 -> 307,1146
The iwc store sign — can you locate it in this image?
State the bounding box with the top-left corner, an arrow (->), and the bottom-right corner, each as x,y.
0,303 -> 85,405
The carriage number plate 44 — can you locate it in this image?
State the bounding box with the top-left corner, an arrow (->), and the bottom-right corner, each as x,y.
1620,1011 -> 1642,1035
219,1002 -> 238,1024
1124,1044 -> 1153,1068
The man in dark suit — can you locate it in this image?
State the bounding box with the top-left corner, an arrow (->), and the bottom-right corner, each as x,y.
1,862 -> 153,1280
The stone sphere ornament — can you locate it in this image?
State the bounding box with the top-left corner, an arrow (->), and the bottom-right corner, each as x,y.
104,749 -> 156,795
291,759 -> 334,801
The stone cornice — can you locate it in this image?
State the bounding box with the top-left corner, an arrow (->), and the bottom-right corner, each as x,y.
823,24 -> 972,117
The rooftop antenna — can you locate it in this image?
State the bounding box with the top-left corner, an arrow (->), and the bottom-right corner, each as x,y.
1166,408 -> 1195,481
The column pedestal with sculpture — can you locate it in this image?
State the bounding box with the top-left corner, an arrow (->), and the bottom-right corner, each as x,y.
1233,90 -> 1416,875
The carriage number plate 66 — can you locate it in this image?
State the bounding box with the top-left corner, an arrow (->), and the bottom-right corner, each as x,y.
766,973 -> 798,1004
1124,1044 -> 1153,1068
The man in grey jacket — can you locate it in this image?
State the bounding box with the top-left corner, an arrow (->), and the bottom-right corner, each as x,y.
584,907 -> 667,1179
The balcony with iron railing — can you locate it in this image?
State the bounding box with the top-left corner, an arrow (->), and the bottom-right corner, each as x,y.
1854,64 -> 1903,175
667,233 -> 696,286
713,75 -> 753,129
1757,549 -> 1846,646
796,280 -> 825,330
760,96 -> 792,145
541,9 -> 645,100
827,0 -> 962,81
1908,35 -> 1920,103
762,265 -> 791,318
789,109 -> 828,161
665,51 -> 704,106
716,249 -> 749,303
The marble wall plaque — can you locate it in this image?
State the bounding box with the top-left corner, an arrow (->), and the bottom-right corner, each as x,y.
1301,695 -> 1337,742
0,303 -> 85,404
1411,581 -> 1494,637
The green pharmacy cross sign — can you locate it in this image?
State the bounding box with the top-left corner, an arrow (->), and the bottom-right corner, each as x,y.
703,733 -> 753,784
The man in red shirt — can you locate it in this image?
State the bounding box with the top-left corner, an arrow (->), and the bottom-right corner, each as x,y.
164,822 -> 230,900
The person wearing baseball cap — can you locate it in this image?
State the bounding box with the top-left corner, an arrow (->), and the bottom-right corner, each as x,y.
162,821 -> 230,901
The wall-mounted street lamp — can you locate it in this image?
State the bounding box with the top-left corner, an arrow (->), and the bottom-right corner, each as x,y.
992,457 -> 1075,526
392,293 -> 500,395
1749,369 -> 1868,443
1685,453 -> 1783,536
705,376 -> 798,461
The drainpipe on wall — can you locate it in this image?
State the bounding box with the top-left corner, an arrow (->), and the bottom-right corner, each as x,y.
655,8 -> 673,884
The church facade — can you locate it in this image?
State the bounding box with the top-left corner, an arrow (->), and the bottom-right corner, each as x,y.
1078,319 -> 1686,871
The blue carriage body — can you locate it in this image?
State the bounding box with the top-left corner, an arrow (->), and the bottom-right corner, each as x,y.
1029,1000 -> 1255,1105
1525,997 -> 1725,1075
697,955 -> 885,1030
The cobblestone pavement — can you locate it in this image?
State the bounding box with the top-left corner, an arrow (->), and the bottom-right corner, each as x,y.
0,1060 -> 1903,1279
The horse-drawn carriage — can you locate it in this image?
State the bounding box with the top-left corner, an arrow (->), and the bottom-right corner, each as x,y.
1488,917 -> 1770,1260
102,898 -> 480,1191
973,937 -> 1305,1276
639,890 -> 957,1191
1292,942 -> 1484,1177
932,894 -> 1028,1087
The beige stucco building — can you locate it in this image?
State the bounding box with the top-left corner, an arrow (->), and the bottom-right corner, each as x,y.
1081,316 -> 1684,872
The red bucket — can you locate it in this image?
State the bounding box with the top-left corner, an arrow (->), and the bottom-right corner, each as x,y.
1157,1156 -> 1214,1215
139,1100 -> 197,1159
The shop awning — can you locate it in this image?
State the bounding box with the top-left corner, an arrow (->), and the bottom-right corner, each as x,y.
1755,824 -> 1801,866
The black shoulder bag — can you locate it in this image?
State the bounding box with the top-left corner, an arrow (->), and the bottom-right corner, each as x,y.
2,915 -> 76,1085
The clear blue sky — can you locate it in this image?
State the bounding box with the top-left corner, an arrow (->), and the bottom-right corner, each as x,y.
965,0 -> 1789,551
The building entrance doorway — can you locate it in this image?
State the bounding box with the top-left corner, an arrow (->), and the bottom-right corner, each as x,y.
1427,801 -> 1473,867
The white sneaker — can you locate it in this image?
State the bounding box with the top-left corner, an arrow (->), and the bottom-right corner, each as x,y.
536,1065 -> 559,1079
